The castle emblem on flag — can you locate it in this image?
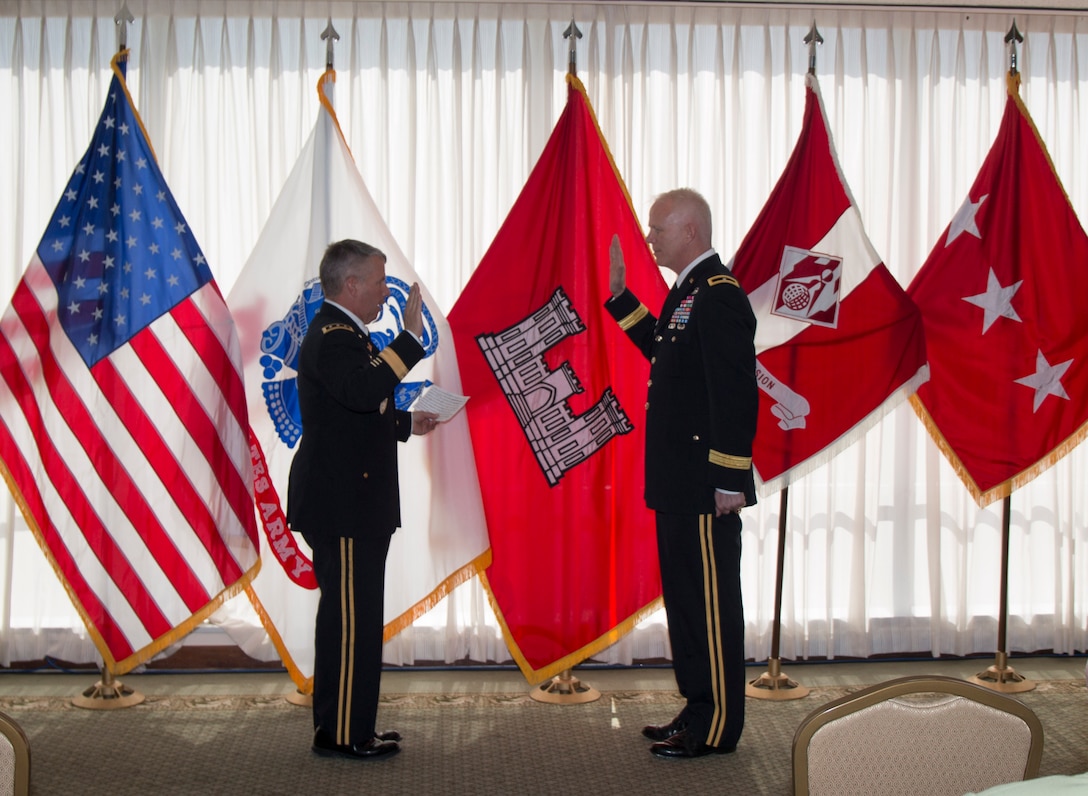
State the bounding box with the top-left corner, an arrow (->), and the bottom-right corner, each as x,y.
476,287 -> 633,486
772,246 -> 843,328
259,276 -> 439,447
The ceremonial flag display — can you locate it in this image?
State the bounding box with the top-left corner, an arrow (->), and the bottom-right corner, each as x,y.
0,52 -> 260,674
729,72 -> 929,494
227,71 -> 490,689
448,75 -> 666,683
908,73 -> 1088,506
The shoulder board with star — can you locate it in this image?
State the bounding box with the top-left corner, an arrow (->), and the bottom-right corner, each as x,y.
706,274 -> 740,289
321,322 -> 355,335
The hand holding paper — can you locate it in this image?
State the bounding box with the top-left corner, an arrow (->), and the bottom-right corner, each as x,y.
412,385 -> 469,422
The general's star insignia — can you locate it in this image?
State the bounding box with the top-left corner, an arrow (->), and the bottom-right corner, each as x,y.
962,267 -> 1023,334
946,193 -> 988,246
1014,350 -> 1073,413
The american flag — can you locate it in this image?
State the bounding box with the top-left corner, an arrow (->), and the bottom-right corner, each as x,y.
0,53 -> 260,673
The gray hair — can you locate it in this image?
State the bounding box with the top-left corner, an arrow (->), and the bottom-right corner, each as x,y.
319,239 -> 387,297
656,188 -> 712,244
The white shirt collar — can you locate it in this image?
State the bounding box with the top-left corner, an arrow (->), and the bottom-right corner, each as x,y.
324,298 -> 368,332
673,248 -> 716,288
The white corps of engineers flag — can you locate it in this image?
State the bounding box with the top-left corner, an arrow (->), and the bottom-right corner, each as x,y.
226,71 -> 491,689
0,52 -> 260,674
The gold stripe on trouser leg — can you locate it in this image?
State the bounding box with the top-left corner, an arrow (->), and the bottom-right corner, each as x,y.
700,514 -> 728,747
336,538 -> 357,745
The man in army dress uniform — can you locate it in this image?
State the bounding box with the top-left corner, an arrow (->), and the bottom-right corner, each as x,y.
287,239 -> 438,760
606,189 -> 758,759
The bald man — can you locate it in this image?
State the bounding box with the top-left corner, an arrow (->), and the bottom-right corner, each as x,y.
606,188 -> 758,758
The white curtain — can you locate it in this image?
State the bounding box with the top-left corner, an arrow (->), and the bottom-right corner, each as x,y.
1,1 -> 1086,668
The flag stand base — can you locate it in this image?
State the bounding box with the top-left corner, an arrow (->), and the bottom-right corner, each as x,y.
285,689 -> 312,707
968,651 -> 1035,693
530,669 -> 601,704
72,668 -> 145,710
745,657 -> 810,700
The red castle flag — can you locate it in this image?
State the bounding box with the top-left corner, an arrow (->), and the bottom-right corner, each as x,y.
729,72 -> 928,493
448,75 -> 667,683
0,52 -> 260,673
908,73 -> 1088,506
228,70 -> 491,689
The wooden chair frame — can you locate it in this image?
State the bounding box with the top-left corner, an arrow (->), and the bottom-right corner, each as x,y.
792,675 -> 1043,796
0,711 -> 29,796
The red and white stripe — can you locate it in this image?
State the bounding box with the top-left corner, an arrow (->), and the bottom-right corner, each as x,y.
0,256 -> 258,669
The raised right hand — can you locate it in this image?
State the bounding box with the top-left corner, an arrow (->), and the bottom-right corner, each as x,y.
404,282 -> 423,337
609,234 -> 626,298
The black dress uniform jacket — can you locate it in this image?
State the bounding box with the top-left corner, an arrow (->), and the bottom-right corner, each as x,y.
606,253 -> 758,511
286,299 -> 426,750
607,251 -> 758,754
287,301 -> 426,538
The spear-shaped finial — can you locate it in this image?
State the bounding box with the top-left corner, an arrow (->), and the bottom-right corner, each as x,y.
1005,20 -> 1023,75
563,19 -> 583,77
322,19 -> 340,70
114,0 -> 134,52
804,22 -> 824,76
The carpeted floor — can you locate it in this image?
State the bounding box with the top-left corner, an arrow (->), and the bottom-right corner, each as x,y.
5,679 -> 1087,795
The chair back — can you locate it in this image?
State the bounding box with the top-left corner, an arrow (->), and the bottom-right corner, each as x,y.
792,675 -> 1042,796
0,711 -> 29,796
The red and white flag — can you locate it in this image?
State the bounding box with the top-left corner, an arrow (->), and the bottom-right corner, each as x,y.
730,72 -> 928,493
0,52 -> 260,674
227,71 -> 490,689
908,74 -> 1088,506
448,76 -> 666,683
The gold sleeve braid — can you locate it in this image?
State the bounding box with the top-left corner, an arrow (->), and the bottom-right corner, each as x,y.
708,450 -> 751,470
617,303 -> 650,331
376,347 -> 409,379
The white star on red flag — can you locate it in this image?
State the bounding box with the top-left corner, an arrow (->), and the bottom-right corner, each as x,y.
962,268 -> 1023,333
1015,351 -> 1073,413
909,74 -> 1088,504
946,194 -> 988,245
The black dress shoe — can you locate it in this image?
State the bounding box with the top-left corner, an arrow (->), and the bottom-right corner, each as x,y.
649,729 -> 736,759
642,718 -> 685,742
377,730 -> 402,742
312,728 -> 400,760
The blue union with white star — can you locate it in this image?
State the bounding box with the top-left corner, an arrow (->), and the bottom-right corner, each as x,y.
36,62 -> 212,368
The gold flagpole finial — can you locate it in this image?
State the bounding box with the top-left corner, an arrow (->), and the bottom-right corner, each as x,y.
322,18 -> 340,71
114,0 -> 134,53
803,22 -> 824,76
563,19 -> 583,77
1005,20 -> 1023,76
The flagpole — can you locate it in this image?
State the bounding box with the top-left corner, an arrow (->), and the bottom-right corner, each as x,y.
528,19 -> 600,706
745,487 -> 809,700
964,21 -> 1034,696
72,0 -> 146,711
282,18 -> 345,711
746,24 -> 826,702
969,494 -> 1034,692
563,18 -> 582,77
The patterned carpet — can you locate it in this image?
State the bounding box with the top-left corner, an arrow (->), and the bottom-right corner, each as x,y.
5,680 -> 1086,795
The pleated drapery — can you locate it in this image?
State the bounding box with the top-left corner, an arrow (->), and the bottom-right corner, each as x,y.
1,2 -> 1086,667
